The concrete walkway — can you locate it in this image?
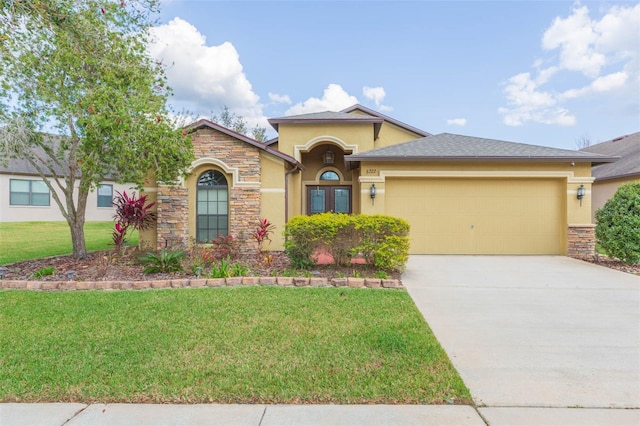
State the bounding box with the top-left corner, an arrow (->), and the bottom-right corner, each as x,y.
2,256 -> 639,425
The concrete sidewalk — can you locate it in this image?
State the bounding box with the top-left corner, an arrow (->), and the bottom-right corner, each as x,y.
4,403 -> 640,425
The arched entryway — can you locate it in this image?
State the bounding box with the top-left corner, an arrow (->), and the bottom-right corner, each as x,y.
307,169 -> 351,214
300,143 -> 353,214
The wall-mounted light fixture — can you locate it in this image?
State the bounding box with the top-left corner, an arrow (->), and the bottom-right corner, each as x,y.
322,149 -> 335,165
370,183 -> 376,204
577,184 -> 585,206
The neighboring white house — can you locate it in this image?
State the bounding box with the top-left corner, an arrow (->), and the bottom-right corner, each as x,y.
0,141 -> 135,222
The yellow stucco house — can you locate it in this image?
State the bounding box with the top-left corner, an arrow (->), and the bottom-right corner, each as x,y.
141,105 -> 616,257
580,131 -> 640,222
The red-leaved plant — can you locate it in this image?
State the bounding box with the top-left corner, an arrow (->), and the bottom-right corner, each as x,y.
251,218 -> 276,263
112,190 -> 156,253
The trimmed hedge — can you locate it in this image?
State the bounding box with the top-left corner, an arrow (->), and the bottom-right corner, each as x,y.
284,213 -> 410,271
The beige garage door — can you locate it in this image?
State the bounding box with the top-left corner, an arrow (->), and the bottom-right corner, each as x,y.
386,178 -> 565,254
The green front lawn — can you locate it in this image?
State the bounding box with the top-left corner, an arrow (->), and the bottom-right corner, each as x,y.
0,222 -> 138,265
0,287 -> 470,404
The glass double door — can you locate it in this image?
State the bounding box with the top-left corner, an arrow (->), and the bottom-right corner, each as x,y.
308,186 -> 351,214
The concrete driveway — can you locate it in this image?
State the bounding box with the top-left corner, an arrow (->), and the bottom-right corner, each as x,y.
402,256 -> 640,409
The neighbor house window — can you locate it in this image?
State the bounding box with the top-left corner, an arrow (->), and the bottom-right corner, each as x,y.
10,179 -> 50,206
196,170 -> 228,243
97,184 -> 113,207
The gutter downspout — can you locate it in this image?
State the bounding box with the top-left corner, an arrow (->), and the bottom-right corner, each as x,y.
284,164 -> 302,223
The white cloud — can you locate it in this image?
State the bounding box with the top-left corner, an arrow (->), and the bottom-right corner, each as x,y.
286,84 -> 358,115
447,118 -> 467,126
268,92 -> 292,104
560,71 -> 628,100
148,17 -> 266,127
363,86 -> 385,104
363,86 -> 393,112
500,3 -> 639,127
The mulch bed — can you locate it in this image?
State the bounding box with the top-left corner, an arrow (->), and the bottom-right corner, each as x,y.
1,249 -> 401,282
581,255 -> 640,276
2,250 -> 636,283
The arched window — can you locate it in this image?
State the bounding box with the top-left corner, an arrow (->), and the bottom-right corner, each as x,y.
197,170 -> 228,243
320,170 -> 340,181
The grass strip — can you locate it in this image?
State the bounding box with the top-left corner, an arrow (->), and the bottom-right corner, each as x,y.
0,222 -> 138,264
0,287 -> 470,404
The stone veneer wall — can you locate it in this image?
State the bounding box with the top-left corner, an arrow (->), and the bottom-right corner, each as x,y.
567,225 -> 596,258
156,185 -> 188,249
155,127 -> 262,254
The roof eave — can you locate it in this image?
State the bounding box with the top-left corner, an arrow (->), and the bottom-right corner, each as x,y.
345,155 -> 620,163
593,172 -> 640,182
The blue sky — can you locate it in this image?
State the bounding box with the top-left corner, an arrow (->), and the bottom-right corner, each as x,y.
151,1 -> 640,149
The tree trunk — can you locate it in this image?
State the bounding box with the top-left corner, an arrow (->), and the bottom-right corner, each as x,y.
68,186 -> 90,259
69,217 -> 87,259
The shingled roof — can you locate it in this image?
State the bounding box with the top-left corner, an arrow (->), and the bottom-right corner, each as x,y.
580,132 -> 640,181
345,133 -> 618,164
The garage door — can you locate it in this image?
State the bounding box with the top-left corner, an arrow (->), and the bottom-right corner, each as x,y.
385,178 -> 565,254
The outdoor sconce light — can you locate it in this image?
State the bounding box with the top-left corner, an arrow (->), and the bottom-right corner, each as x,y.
322,149 -> 335,165
577,184 -> 585,206
370,183 -> 376,202
67,270 -> 76,281
0,266 -> 7,279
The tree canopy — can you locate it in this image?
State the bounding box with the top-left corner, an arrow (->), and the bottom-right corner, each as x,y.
0,0 -> 194,258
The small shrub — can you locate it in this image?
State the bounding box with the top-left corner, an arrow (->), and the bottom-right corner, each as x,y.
595,182 -> 640,265
374,270 -> 389,279
230,262 -> 251,277
210,256 -> 232,278
139,249 -> 185,274
33,266 -> 56,278
210,235 -> 238,261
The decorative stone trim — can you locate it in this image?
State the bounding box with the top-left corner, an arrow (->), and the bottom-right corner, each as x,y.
0,277 -> 403,291
568,225 -> 596,258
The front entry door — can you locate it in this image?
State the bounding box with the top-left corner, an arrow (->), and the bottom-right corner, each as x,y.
308,186 -> 351,214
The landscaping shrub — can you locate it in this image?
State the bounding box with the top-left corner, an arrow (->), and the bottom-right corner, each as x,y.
284,213 -> 410,271
139,249 -> 185,274
595,182 -> 640,265
112,191 -> 156,253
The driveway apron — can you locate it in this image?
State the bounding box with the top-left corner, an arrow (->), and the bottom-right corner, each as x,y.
402,256 -> 640,408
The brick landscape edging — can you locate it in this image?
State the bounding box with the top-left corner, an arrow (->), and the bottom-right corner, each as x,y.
0,277 -> 403,291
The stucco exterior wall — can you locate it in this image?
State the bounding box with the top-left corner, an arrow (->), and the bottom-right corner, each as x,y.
0,173 -> 134,222
356,160 -> 594,255
347,109 -> 426,148
259,153 -> 287,250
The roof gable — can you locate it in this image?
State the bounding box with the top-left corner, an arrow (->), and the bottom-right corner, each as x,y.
580,132 -> 640,181
187,119 -> 302,169
340,104 -> 431,138
346,133 -> 618,164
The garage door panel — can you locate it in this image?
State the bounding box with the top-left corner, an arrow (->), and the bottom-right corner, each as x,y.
386,178 -> 565,255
